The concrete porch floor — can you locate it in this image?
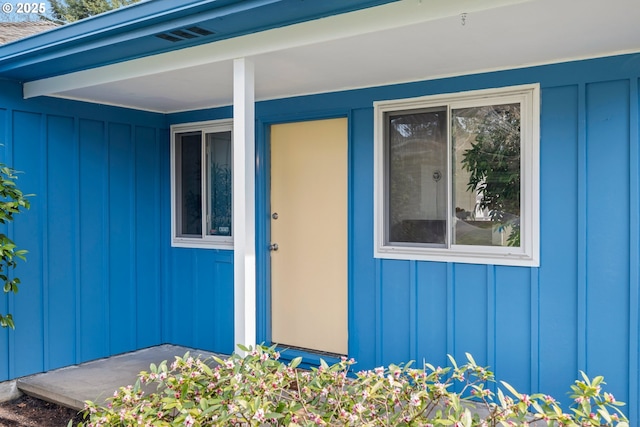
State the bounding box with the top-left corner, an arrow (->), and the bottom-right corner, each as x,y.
16,344 -> 222,411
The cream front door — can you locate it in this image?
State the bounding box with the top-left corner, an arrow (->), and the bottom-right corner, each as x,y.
270,118 -> 348,355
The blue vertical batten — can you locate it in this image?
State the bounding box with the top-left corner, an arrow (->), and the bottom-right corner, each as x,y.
486,264 -> 496,389
453,264 -> 488,365
577,82 -> 588,376
212,253 -> 234,354
108,122 -> 136,355
415,262 -> 448,369
529,268 -> 540,394
164,247 -> 235,352
166,249 -> 196,346
379,260 -> 411,365
135,126 -> 162,348
494,267 -> 531,392
408,261 -> 417,361
538,85 -> 579,405
159,131 -> 171,346
585,80 -> 630,403
628,77 -> 640,427
79,119 -> 110,361
12,111 -> 45,378
46,115 -> 77,370
0,107 -> 8,381
73,117 -> 82,364
192,250 -> 234,352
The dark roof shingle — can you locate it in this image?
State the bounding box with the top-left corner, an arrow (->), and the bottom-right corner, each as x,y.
0,21 -> 60,44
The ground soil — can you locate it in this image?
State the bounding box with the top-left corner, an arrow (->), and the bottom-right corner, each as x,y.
0,395 -> 85,427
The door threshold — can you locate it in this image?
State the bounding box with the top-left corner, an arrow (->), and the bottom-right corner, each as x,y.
272,343 -> 346,368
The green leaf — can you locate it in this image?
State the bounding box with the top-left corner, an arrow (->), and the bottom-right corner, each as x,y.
465,352 -> 476,365
212,356 -> 226,365
500,381 -> 520,398
289,357 -> 302,369
447,354 -> 459,370
597,407 -> 611,423
266,412 -> 284,419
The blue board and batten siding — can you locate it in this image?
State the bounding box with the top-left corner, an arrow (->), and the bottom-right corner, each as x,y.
0,79 -> 234,381
241,54 -> 637,422
0,80 -> 164,376
0,52 -> 639,424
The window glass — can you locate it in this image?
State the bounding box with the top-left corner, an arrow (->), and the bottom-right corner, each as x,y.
387,108 -> 447,245
176,131 -> 202,237
452,104 -> 521,247
171,119 -> 233,248
206,131 -> 232,237
374,84 -> 539,266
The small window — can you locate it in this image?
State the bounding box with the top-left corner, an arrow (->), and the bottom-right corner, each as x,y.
374,84 -> 539,266
171,119 -> 233,248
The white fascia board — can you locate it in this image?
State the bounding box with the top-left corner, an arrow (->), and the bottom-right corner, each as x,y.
4,0 -> 282,69
23,0 -> 530,99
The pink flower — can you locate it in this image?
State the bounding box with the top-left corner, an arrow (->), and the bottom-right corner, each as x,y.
184,414 -> 195,426
409,393 -> 421,407
252,408 -> 266,422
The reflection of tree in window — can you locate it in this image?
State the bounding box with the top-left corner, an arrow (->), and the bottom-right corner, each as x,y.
180,133 -> 202,236
208,131 -> 232,236
455,104 -> 521,247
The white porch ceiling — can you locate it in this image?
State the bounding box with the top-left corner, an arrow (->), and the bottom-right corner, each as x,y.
25,0 -> 640,113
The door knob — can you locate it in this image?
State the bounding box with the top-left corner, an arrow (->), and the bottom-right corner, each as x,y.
272,212 -> 279,220
269,243 -> 279,251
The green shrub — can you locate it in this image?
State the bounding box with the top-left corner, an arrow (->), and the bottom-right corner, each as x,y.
0,164 -> 30,329
76,345 -> 628,427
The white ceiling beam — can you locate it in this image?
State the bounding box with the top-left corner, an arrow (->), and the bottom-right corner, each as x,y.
23,0 -> 530,99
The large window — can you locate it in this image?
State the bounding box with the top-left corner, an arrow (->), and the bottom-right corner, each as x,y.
171,119 -> 233,248
374,84 -> 539,266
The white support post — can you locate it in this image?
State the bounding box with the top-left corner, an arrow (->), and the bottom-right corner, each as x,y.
233,58 -> 256,355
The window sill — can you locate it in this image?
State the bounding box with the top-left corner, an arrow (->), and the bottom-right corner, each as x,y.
172,238 -> 233,250
375,245 -> 539,267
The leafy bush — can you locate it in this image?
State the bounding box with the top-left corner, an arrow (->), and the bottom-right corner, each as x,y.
76,345 -> 628,427
0,164 -> 30,329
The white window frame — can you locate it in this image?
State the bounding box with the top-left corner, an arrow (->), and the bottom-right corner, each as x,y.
171,119 -> 233,249
374,84 -> 540,266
